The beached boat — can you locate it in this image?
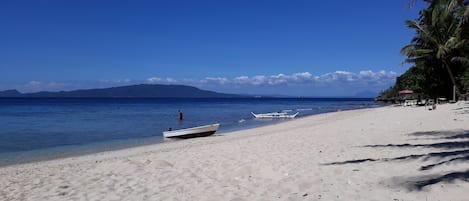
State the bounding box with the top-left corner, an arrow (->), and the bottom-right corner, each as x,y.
251,112 -> 299,119
163,123 -> 220,138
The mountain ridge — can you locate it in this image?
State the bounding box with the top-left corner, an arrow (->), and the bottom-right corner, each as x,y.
0,84 -> 245,98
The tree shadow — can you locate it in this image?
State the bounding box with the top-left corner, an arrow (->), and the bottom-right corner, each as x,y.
408,130 -> 469,140
456,111 -> 469,115
364,140 -> 469,149
454,105 -> 469,115
420,155 -> 469,170
402,169 -> 469,191
324,158 -> 379,165
443,132 -> 469,139
453,106 -> 469,110
323,129 -> 469,190
323,149 -> 469,166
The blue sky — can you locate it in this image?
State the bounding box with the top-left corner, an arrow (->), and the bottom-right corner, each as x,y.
0,0 -> 424,96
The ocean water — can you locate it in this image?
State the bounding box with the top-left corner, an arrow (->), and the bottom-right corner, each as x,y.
0,97 -> 377,166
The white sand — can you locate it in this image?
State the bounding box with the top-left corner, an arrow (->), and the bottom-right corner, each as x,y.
1,102 -> 469,201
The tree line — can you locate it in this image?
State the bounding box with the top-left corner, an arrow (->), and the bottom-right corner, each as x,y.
378,0 -> 468,101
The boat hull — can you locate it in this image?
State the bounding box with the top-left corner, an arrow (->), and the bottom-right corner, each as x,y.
163,123 -> 220,138
165,130 -> 217,139
251,112 -> 299,119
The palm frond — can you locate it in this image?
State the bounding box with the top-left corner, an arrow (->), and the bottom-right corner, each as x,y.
432,3 -> 442,27
414,49 -> 434,55
451,56 -> 469,65
399,0 -> 468,97
447,0 -> 459,14
401,44 -> 434,61
405,20 -> 425,33
446,21 -> 458,36
405,55 -> 429,63
464,5 -> 469,23
436,44 -> 448,59
400,44 -> 416,56
445,36 -> 460,48
405,20 -> 442,47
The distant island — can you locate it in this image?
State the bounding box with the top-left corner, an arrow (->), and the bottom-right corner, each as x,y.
0,84 -> 245,98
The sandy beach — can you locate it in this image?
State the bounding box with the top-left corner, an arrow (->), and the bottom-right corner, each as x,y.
1,102 -> 469,201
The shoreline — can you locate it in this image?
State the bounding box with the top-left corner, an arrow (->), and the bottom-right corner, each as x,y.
1,106 -> 377,171
0,104 -> 379,167
2,102 -> 468,200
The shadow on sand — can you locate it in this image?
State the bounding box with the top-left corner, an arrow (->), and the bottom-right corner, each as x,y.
323,129 -> 469,190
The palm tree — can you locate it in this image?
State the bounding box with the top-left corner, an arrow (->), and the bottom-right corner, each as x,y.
401,0 -> 468,100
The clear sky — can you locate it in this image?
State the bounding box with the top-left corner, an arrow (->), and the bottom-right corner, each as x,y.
0,0 -> 425,97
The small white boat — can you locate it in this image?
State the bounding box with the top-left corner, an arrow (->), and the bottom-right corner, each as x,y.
163,123 -> 220,138
251,112 -> 299,119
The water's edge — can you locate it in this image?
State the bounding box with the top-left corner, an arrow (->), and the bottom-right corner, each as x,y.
0,105 -> 380,167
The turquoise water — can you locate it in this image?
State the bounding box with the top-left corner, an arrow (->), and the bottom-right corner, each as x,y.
0,97 -> 377,165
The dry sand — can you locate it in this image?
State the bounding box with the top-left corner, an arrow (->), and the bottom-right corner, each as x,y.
1,102 -> 469,201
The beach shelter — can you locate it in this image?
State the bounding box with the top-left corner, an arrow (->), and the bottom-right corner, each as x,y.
398,89 -> 414,94
398,90 -> 417,106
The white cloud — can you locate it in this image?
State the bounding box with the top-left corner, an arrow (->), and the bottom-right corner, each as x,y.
99,79 -> 133,84
204,77 -> 229,84
292,72 -> 312,80
196,70 -> 397,96
147,77 -> 162,83
143,70 -> 397,89
27,81 -> 42,86
234,76 -> 250,84
165,78 -> 176,83
3,70 -> 398,96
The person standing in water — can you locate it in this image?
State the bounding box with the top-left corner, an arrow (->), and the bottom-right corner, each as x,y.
178,110 -> 183,120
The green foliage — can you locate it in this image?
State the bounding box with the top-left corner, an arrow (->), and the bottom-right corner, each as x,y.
381,0 -> 469,100
395,66 -> 426,94
377,86 -> 398,100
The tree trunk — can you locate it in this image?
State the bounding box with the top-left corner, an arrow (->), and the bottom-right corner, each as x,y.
443,63 -> 462,100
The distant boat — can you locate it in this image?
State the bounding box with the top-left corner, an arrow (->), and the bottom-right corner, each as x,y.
251,112 -> 299,119
163,123 -> 220,138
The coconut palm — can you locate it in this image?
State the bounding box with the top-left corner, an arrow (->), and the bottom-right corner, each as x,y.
401,0 -> 469,100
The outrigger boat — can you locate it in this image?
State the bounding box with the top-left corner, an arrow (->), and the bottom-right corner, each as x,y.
251,112 -> 299,119
163,123 -> 220,138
